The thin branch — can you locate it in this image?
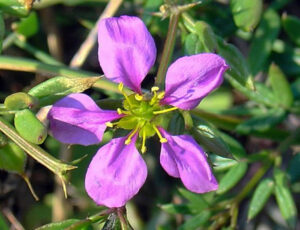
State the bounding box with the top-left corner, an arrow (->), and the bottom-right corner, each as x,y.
70,0 -> 123,68
2,208 -> 25,230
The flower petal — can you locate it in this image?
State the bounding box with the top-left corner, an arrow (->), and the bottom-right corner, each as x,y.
98,16 -> 157,93
85,136 -> 147,208
159,128 -> 218,193
161,53 -> 229,110
48,93 -> 122,145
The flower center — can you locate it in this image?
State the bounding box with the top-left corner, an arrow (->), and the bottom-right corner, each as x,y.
106,83 -> 177,153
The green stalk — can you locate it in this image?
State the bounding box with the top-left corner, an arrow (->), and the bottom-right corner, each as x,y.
0,117 -> 76,175
155,12 -> 180,89
14,37 -> 63,66
234,161 -> 272,204
0,55 -> 131,94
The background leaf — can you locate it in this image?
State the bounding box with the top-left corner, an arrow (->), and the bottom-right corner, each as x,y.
248,9 -> 280,75
230,0 -> 263,32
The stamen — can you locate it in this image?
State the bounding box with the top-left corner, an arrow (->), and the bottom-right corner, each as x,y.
125,126 -> 139,145
153,107 -> 178,115
141,128 -> 147,153
117,108 -> 130,115
118,82 -> 133,107
135,94 -> 143,101
105,122 -> 114,127
157,92 -> 165,99
152,125 -> 167,143
151,86 -> 159,92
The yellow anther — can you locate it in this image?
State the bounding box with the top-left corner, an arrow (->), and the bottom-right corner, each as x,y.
105,122 -> 113,127
117,108 -> 123,115
118,82 -> 133,107
157,92 -> 165,99
135,94 -> 143,101
151,86 -> 159,92
125,126 -> 139,145
152,125 -> 168,143
141,128 -> 147,154
153,107 -> 178,115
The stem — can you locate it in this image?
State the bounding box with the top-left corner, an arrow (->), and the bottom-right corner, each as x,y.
0,117 -> 76,176
70,0 -> 123,68
0,55 -> 132,94
2,33 -> 17,50
14,36 -> 63,66
234,162 -> 272,204
155,12 -> 180,89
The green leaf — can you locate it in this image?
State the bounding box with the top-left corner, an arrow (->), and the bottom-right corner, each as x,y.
178,188 -> 209,213
248,178 -> 275,220
0,12 -> 4,54
274,168 -> 298,229
28,76 -> 100,106
0,131 -> 8,147
192,118 -> 232,158
272,40 -> 300,76
168,112 -> 185,135
178,210 -> 211,230
0,0 -> 33,17
184,21 -> 217,55
236,108 -> 286,134
288,153 -> 300,183
194,21 -> 218,52
16,12 -> 39,38
219,132 -> 247,160
217,162 -> 248,194
184,33 -> 204,55
0,212 -> 9,230
270,0 -> 292,10
198,88 -> 233,112
14,109 -> 47,145
230,0 -> 263,32
102,213 -> 126,230
209,154 -> 238,172
35,219 -> 92,230
217,37 -> 254,91
248,9 -> 280,75
0,141 -> 26,174
4,92 -> 39,110
282,14 -> 300,46
268,64 -> 294,108
160,203 -> 193,215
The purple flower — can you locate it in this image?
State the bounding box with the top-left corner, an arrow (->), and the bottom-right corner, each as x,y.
48,15 -> 228,208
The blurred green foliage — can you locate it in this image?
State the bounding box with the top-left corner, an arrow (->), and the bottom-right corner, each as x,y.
0,0 -> 299,229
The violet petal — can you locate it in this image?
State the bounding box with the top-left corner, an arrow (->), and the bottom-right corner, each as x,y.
159,128 -> 218,193
161,53 -> 229,110
48,93 -> 122,145
98,16 -> 156,93
85,136 -> 147,208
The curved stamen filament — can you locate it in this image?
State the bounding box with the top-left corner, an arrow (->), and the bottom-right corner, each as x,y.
125,125 -> 140,145
153,107 -> 178,115
135,94 -> 143,101
141,128 -> 147,153
117,108 -> 131,115
152,125 -> 167,143
150,86 -> 160,105
118,83 -> 133,107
